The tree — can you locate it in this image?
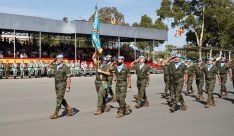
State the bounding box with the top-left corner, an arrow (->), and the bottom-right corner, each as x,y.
132,22 -> 139,27
139,14 -> 154,28
157,0 -> 234,59
89,7 -> 126,25
154,18 -> 168,30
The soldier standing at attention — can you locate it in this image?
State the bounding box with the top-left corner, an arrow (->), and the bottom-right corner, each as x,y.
48,54 -> 73,119
194,59 -> 205,100
27,60 -> 33,78
184,59 -> 195,95
12,60 -> 18,79
70,60 -> 75,76
89,62 -> 93,77
34,60 -> 40,78
216,56 -> 231,97
131,56 -> 150,108
169,54 -> 188,112
203,58 -> 221,108
106,55 -> 116,102
20,60 -> 26,79
0,60 -> 4,79
114,56 -> 131,118
40,61 -> 46,77
82,61 -> 88,77
92,52 -> 111,115
74,60 -> 80,76
4,60 -> 10,79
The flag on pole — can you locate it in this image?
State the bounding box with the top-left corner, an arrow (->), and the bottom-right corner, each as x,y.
92,6 -> 103,54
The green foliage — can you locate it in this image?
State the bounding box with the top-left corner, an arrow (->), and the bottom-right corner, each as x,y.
157,0 -> 234,49
132,22 -> 139,27
89,7 -> 126,25
154,18 -> 168,30
139,14 -> 154,28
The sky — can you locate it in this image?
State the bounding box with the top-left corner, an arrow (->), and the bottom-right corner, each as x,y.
0,0 -> 186,51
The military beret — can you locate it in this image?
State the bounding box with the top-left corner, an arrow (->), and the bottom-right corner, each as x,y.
175,54 -> 182,58
207,58 -> 214,61
106,55 -> 112,58
138,55 -> 145,59
118,56 -> 125,60
56,54 -> 64,59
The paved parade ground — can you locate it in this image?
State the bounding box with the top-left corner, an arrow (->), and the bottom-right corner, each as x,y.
0,74 -> 234,136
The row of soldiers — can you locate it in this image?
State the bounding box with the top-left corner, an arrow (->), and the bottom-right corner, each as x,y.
161,53 -> 234,112
0,60 -> 94,79
91,53 -> 150,118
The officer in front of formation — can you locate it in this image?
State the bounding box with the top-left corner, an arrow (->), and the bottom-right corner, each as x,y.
114,56 -> 131,118
130,55 -> 150,108
48,54 -> 73,119
169,54 -> 188,112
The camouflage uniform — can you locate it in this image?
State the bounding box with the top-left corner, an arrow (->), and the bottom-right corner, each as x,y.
185,64 -> 195,95
0,62 -> 4,79
133,63 -> 150,108
162,63 -> 170,97
106,61 -> 115,100
203,64 -> 219,107
52,63 -> 71,113
216,61 -> 231,95
94,63 -> 109,114
194,63 -> 205,97
4,62 -> 10,79
169,61 -> 188,111
114,64 -> 131,115
168,61 -> 175,103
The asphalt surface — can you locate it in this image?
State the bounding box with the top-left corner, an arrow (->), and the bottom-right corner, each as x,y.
0,74 -> 234,136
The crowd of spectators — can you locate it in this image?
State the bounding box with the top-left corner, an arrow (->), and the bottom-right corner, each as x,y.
0,38 -> 137,61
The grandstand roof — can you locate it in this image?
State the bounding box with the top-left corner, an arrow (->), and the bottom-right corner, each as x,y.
0,13 -> 168,41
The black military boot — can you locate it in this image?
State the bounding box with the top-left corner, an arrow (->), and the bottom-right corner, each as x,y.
180,102 -> 187,111
170,103 -> 178,112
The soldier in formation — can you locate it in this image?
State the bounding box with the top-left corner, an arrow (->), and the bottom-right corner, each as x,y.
131,56 -> 150,108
